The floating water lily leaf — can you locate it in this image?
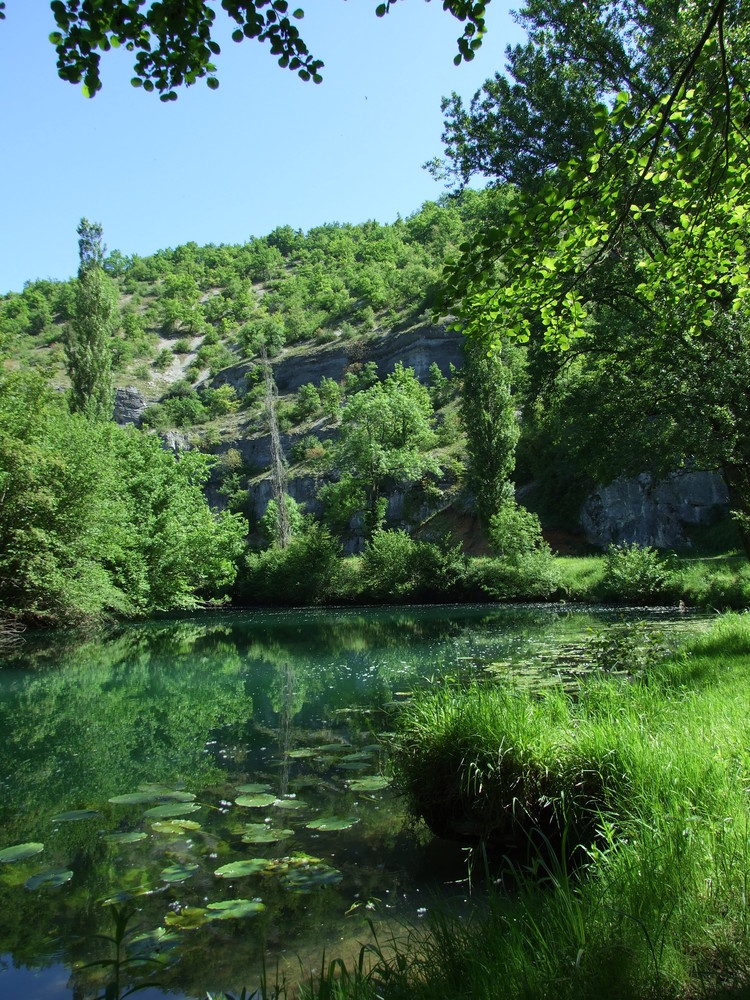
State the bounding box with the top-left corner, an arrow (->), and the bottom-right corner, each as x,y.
282,865 -> 342,891
0,842 -> 44,864
52,809 -> 99,822
242,824 -> 294,844
24,868 -> 73,890
340,752 -> 374,762
306,816 -> 360,832
214,859 -> 267,878
102,831 -> 148,844
110,790 -> 195,806
206,898 -> 266,920
165,906 -> 210,930
348,776 -> 390,792
236,783 -> 271,795
144,802 -> 201,819
273,798 -> 307,811
128,928 -> 181,958
287,748 -> 316,759
160,863 -> 199,884
235,794 -> 276,809
151,819 -> 201,835
263,854 -> 342,892
315,743 -> 351,753
336,762 -> 371,772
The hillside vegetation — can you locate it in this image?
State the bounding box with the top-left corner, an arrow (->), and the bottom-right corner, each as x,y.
1,190 -> 746,624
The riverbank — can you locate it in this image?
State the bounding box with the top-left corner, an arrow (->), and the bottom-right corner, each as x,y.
290,612 -> 750,1000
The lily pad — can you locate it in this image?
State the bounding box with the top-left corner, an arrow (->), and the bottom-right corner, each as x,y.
51,809 -> 99,822
236,783 -> 271,795
306,816 -> 360,832
102,831 -> 148,844
214,859 -> 267,878
0,842 -> 44,864
206,898 -> 266,920
235,793 -> 276,809
315,743 -> 352,753
165,906 -> 210,930
273,798 -> 307,811
144,802 -> 201,819
242,824 -> 294,845
263,854 -> 342,893
287,748 -> 316,759
128,928 -> 181,958
24,868 -> 73,890
160,863 -> 199,884
151,819 -> 201,835
109,790 -> 195,806
348,776 -> 391,792
336,762 -> 372,772
283,865 -> 342,891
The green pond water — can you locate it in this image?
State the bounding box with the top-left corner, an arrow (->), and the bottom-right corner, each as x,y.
0,603 -> 710,999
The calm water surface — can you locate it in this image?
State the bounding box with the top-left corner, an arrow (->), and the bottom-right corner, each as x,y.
0,604 -> 709,999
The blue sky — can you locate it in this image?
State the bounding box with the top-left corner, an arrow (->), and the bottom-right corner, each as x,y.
0,1 -> 525,294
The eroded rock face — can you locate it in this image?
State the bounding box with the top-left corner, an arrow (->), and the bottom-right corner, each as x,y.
581,470 -> 729,548
113,386 -> 146,426
210,322 -> 463,395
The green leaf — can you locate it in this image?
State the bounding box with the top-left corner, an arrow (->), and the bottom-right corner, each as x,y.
25,869 -> 73,890
143,802 -> 201,819
236,793 -> 276,808
214,858 -> 267,877
52,809 -> 99,822
348,775 -> 390,792
206,898 -> 266,919
102,831 -> 148,844
160,863 -> 199,883
0,842 -> 44,863
306,816 -> 360,831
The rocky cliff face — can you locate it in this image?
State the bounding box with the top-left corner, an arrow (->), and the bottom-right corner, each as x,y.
210,322 -> 463,395
580,470 -> 729,548
113,386 -> 147,426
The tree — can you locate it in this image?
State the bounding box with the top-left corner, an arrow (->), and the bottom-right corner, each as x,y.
0,369 -> 247,624
428,0 -> 698,192
32,1 -> 493,101
460,338 -> 519,528
439,0 -> 750,551
321,363 -> 440,537
65,218 -> 117,421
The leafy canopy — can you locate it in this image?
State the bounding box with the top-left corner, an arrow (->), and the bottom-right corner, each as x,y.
442,0 -> 750,350
39,1 -> 494,100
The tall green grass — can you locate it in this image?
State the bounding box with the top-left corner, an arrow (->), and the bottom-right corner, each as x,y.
287,613 -> 750,1000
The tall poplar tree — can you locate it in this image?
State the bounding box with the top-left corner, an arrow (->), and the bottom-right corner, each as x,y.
65,218 -> 116,421
461,339 -> 519,529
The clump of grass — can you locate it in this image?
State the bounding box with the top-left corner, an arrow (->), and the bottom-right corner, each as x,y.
309,616 -> 734,999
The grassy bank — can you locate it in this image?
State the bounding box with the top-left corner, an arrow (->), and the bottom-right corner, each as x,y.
269,613 -> 750,1000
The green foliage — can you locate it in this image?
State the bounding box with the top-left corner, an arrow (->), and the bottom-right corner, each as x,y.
323,363 -> 440,537
460,339 -> 519,528
603,543 -> 675,603
258,496 -> 306,547
241,522 -> 342,605
318,376 -> 343,418
360,529 -> 467,601
488,499 -> 546,563
0,370 -> 246,624
65,219 -> 117,421
294,382 -> 321,422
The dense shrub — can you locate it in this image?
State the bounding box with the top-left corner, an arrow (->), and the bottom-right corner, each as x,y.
603,542 -> 675,603
360,529 -> 467,601
240,523 -> 343,605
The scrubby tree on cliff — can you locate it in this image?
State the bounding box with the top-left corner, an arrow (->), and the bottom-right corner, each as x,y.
321,363 -> 440,538
65,218 -> 117,421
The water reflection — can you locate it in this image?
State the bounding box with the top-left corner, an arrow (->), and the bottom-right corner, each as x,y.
0,605 -> 709,999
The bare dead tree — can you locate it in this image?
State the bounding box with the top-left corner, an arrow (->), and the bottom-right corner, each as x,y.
259,342 -> 291,549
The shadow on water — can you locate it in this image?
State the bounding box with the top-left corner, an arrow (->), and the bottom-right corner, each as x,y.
0,604 -> 710,999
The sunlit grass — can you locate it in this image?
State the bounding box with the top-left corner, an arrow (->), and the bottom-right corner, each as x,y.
295,613 -> 750,1000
